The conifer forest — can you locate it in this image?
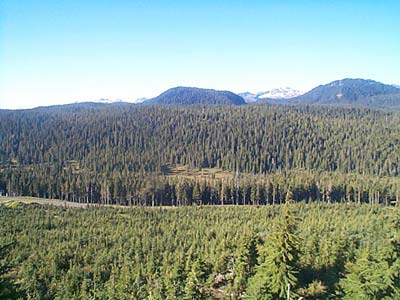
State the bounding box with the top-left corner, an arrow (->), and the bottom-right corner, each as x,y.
1,104 -> 400,299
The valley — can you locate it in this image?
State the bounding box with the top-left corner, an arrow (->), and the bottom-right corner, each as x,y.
2,1 -> 400,298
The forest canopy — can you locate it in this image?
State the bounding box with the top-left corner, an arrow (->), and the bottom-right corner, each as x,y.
0,203 -> 399,299
0,104 -> 399,206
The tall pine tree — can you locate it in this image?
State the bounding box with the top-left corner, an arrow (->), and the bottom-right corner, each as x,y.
245,199 -> 300,299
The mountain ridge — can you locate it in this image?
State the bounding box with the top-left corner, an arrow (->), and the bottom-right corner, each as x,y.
258,78 -> 400,110
239,87 -> 304,103
287,78 -> 400,105
144,86 -> 246,105
2,78 -> 400,111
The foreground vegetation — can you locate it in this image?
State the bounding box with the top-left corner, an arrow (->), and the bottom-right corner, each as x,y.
1,202 -> 399,299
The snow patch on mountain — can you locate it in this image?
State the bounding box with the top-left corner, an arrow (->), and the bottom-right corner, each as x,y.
94,98 -> 122,104
238,92 -> 258,103
239,87 -> 304,103
258,87 -> 304,99
91,97 -> 147,104
134,97 -> 148,103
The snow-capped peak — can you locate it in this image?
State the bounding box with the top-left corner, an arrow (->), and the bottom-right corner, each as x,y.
94,98 -> 121,104
239,87 -> 304,103
90,97 -> 147,104
238,92 -> 258,103
257,87 -> 304,99
134,97 -> 148,103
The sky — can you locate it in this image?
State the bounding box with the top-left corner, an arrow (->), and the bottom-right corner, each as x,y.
1,0 -> 400,109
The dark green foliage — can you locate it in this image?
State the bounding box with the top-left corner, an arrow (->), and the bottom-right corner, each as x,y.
232,236 -> 258,297
144,87 -> 246,105
1,105 -> 400,206
0,242 -> 20,300
339,248 -> 395,300
184,257 -> 211,300
1,203 -> 399,299
339,215 -> 400,300
245,203 -> 300,299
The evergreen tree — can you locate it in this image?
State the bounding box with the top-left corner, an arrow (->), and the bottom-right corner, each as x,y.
184,257 -> 210,300
339,248 -> 394,300
245,203 -> 300,300
0,242 -> 19,300
232,236 -> 258,297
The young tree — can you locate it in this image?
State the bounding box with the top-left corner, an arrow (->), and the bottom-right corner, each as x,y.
245,203 -> 300,300
232,236 -> 258,298
184,257 -> 210,300
0,242 -> 19,300
339,248 -> 394,300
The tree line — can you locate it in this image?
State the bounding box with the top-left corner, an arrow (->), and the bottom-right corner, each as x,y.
1,169 -> 399,206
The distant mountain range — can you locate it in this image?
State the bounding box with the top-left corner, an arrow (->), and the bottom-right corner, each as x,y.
140,79 -> 400,110
144,86 -> 246,105
3,78 -> 399,111
90,97 -> 146,104
239,87 -> 304,103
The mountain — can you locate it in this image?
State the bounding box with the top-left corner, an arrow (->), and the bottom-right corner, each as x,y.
94,98 -> 148,104
22,101 -> 133,113
258,87 -> 304,99
135,97 -> 148,103
145,87 -> 246,105
93,98 -> 122,104
238,92 -> 259,103
239,87 -> 303,103
286,78 -> 400,107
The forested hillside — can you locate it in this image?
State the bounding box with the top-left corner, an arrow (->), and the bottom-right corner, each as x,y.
1,203 -> 400,299
261,79 -> 400,111
145,87 -> 246,105
291,78 -> 400,104
0,104 -> 399,205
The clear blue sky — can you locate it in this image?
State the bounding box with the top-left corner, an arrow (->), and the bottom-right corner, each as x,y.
1,0 -> 399,109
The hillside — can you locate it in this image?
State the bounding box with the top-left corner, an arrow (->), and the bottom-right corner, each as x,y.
1,104 -> 399,206
144,86 -> 246,105
359,93 -> 400,110
265,78 -> 400,110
